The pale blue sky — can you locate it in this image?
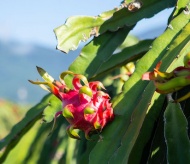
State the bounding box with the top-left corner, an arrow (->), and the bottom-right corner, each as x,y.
0,1 -> 173,48
1,0 -> 121,47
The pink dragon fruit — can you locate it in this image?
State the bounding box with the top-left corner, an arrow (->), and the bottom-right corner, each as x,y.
29,67 -> 114,139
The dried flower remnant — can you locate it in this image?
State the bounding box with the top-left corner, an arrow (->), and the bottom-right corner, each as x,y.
29,67 -> 114,139
127,1 -> 142,12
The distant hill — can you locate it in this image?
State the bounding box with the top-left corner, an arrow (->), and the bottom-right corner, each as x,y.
0,40 -> 80,104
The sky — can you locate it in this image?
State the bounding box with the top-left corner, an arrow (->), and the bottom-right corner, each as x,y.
0,0 -> 173,48
0,0 -> 121,47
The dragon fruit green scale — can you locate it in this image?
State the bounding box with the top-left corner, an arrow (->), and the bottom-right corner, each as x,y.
29,67 -> 114,139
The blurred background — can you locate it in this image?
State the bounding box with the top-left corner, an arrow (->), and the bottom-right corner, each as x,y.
0,1 -> 173,137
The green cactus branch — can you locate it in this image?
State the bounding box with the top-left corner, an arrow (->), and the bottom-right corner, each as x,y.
93,39 -> 153,79
128,21 -> 190,162
88,5 -> 190,163
147,105 -> 167,163
164,102 -> 190,163
99,0 -> 176,33
67,26 -> 131,81
54,0 -> 176,53
128,93 -> 165,163
173,0 -> 189,17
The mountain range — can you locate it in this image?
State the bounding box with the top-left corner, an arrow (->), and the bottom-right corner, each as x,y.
0,40 -> 80,104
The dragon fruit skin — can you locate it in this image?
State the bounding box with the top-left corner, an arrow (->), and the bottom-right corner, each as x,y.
29,67 -> 114,139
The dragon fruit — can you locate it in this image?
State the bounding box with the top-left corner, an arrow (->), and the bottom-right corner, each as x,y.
29,67 -> 114,139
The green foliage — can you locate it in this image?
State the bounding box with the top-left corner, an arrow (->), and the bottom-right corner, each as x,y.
68,27 -> 131,78
96,39 -> 153,78
2,0 -> 190,163
42,96 -> 62,123
55,0 -> 176,53
164,102 -> 190,163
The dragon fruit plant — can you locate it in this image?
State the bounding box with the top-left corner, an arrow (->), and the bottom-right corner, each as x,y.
2,0 -> 190,163
29,67 -> 114,139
